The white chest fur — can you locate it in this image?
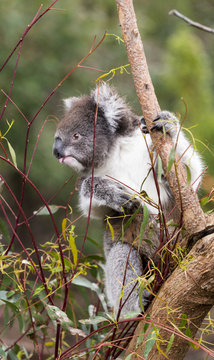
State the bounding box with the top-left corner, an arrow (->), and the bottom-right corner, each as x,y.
94,129 -> 166,212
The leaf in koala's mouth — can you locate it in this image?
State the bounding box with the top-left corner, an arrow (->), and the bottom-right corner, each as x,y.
59,156 -> 84,172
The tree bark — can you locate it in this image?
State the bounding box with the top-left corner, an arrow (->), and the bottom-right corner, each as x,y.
115,1 -> 214,359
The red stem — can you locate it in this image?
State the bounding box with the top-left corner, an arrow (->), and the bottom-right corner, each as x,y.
0,174 -> 54,304
0,1 -> 59,73
0,42 -> 23,123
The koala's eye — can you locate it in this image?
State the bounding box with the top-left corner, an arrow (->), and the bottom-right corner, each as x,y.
72,133 -> 81,141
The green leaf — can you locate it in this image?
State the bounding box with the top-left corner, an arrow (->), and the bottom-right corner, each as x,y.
166,333 -> 174,353
138,281 -> 146,312
184,164 -> 192,185
46,304 -> 73,326
138,204 -> 149,251
17,313 -> 25,333
0,290 -> 8,305
157,155 -> 163,182
179,313 -> 188,330
136,324 -> 149,347
4,119 -> 15,137
33,205 -> 61,216
106,217 -> 115,241
123,311 -> 140,320
147,274 -> 155,284
69,234 -> 78,266
33,284 -> 46,298
185,327 -> 192,338
167,147 -> 176,173
72,276 -> 108,312
200,196 -> 209,207
7,140 -> 17,168
144,329 -> 157,359
46,305 -> 86,337
62,217 -> 67,241
8,350 -> 19,360
2,299 -> 19,313
0,218 -> 10,244
79,315 -> 108,325
0,346 -> 7,359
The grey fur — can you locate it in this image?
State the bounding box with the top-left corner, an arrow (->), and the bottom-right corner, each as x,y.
53,83 -> 203,315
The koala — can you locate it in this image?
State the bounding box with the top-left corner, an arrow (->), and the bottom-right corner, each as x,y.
53,83 -> 203,315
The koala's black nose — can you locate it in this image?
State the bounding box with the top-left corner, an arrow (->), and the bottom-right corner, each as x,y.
53,137 -> 64,159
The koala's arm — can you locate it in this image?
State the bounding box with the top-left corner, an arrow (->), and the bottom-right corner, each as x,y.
79,176 -> 140,218
143,111 -> 204,192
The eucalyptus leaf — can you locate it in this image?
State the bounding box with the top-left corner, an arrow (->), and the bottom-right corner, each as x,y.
33,205 -> 60,216
7,140 -> 17,168
200,196 -> 209,207
0,290 -> 8,305
184,164 -> 192,185
166,333 -> 174,353
72,276 -> 108,312
138,204 -> 149,251
144,329 -> 157,359
79,315 -> 108,325
157,155 -> 163,182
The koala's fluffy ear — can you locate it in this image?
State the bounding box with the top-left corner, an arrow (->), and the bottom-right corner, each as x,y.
91,83 -> 129,130
63,97 -> 80,111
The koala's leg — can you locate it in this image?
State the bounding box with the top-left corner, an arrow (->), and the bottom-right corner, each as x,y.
80,177 -> 140,217
105,241 -> 150,315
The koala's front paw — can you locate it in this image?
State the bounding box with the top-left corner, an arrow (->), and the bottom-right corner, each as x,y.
81,177 -> 140,214
113,184 -> 140,214
151,111 -> 178,137
98,179 -> 140,214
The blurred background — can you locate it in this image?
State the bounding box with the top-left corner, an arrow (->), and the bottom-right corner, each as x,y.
0,1 -> 213,358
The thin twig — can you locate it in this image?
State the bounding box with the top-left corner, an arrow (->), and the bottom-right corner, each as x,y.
169,9 -> 214,34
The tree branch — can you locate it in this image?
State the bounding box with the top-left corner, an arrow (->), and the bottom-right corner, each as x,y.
169,9 -> 214,34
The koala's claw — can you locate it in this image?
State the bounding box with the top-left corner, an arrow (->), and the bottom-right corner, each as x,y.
110,188 -> 141,214
140,111 -> 178,136
151,111 -> 178,135
140,117 -> 149,134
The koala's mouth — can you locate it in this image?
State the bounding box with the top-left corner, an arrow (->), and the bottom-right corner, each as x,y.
59,155 -> 84,172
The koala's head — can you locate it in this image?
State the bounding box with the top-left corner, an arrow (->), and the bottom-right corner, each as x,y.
53,83 -> 139,174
